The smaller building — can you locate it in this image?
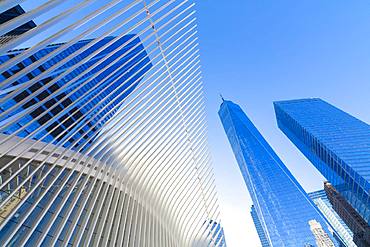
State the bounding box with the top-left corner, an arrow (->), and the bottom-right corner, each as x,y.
208,220 -> 227,247
308,188 -> 356,247
324,182 -> 370,247
309,220 -> 335,247
250,205 -> 270,247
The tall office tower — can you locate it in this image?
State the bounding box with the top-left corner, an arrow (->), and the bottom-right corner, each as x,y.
219,99 -> 337,246
308,189 -> 356,247
274,98 -> 370,228
250,205 -> 270,247
0,1 -> 223,246
0,35 -> 151,152
324,182 -> 370,247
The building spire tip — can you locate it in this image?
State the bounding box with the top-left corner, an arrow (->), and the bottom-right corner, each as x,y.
220,94 -> 225,102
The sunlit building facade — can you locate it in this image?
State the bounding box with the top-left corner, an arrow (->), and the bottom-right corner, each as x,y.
308,189 -> 355,247
219,99 -> 338,246
0,1 -> 223,246
274,98 -> 370,228
250,205 -> 270,247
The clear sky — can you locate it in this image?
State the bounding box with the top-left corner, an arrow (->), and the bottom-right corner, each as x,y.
195,1 -> 370,246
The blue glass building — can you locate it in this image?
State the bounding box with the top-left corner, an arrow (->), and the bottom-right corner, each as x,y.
0,35 -> 151,152
250,205 -> 270,247
274,98 -> 370,227
219,99 -> 338,246
207,220 -> 227,247
0,36 -> 151,245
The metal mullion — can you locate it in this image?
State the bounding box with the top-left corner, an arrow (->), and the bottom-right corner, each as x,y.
99,177 -> 129,247
137,205 -> 149,247
157,45 -> 214,232
0,19 -> 189,196
106,189 -> 126,246
115,193 -> 134,247
82,174 -> 114,246
58,43 -> 199,246
92,170 -> 125,246
0,48 -> 156,202
49,169 -> 120,246
156,15 -> 197,52
70,65 -> 194,247
161,131 -> 207,224
182,175 -> 213,246
0,0 -> 26,12
92,180 -> 120,247
66,89 -> 182,245
0,0 -> 183,99
70,8 -> 202,245
154,129 -> 207,239
88,84 -> 195,245
139,95 -> 205,200
36,83 -> 191,245
0,0 -> 98,54
0,0 -> 65,37
1,1 -> 218,245
0,30 -> 159,167
0,45 -> 170,240
0,0 -> 160,126
117,72 -> 201,167
141,102 -> 203,209
100,55 -> 200,160
117,92 -> 204,245
126,196 -> 143,247
160,26 -> 197,59
0,0 -> 141,87
12,163 -> 106,246
166,151 -> 209,246
110,120 -> 189,246
121,192 -> 137,247
93,36 -> 199,143
123,84 -> 202,180
117,70 -> 201,160
165,134 -> 206,223
186,180 -> 218,246
0,0 -> 163,118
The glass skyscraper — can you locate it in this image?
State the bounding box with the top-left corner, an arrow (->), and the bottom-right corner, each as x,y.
274,98 -> 370,227
0,35 -> 151,152
219,99 -> 338,246
0,35 -> 152,245
250,205 -> 270,247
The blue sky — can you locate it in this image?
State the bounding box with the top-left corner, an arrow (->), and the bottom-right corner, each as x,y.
195,1 -> 370,246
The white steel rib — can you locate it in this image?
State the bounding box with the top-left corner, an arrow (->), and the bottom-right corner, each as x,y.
0,1 -> 225,246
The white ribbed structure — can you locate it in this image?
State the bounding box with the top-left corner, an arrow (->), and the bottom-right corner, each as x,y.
0,1 -> 225,246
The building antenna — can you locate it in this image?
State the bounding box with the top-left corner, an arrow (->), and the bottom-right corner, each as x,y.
220,94 -> 225,102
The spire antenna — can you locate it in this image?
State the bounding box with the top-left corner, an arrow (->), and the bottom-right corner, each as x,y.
220,94 -> 225,102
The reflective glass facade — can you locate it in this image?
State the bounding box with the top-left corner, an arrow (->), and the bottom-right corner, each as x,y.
308,189 -> 355,247
274,98 -> 370,226
219,100 -> 338,246
0,36 -> 151,245
250,205 -> 270,247
0,35 -> 151,152
208,221 -> 227,247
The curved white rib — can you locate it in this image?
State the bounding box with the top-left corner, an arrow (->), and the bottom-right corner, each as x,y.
0,1 -> 226,246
